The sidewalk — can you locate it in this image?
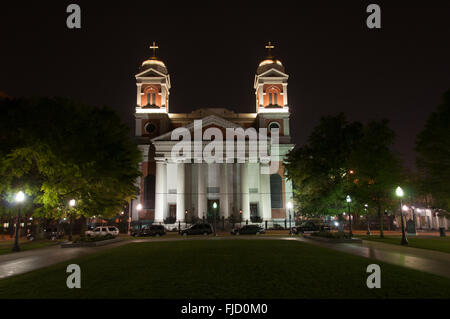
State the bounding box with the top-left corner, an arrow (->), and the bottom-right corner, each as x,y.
293,236 -> 450,278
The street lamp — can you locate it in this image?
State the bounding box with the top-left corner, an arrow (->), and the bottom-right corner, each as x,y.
365,204 -> 370,235
395,186 -> 408,245
287,201 -> 293,234
239,209 -> 243,227
13,191 -> 25,252
346,195 -> 353,238
213,202 -> 218,236
68,199 -> 76,241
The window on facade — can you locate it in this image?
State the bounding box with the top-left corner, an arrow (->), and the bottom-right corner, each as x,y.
144,174 -> 155,209
274,93 -> 278,105
268,122 -> 280,132
152,93 -> 156,105
270,174 -> 283,208
269,93 -> 273,105
146,93 -> 151,105
145,122 -> 157,134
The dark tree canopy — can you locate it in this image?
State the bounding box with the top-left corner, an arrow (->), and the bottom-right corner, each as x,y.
0,97 -> 141,218
284,113 -> 404,232
416,90 -> 450,210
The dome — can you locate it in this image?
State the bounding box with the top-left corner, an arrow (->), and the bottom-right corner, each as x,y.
256,58 -> 285,75
140,57 -> 168,75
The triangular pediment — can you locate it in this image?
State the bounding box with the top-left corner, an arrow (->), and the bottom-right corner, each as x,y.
136,67 -> 167,78
152,115 -> 246,142
258,67 -> 288,78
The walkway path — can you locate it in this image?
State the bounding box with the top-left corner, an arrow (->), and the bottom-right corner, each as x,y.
0,235 -> 449,280
291,236 -> 450,278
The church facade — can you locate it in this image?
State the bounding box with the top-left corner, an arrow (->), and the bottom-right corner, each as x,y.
131,43 -> 294,228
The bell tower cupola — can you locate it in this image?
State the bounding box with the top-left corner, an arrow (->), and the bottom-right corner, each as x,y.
254,41 -> 289,114
135,42 -> 171,113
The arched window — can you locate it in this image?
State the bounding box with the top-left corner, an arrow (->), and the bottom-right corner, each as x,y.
266,86 -> 281,106
268,121 -> 280,133
144,174 -> 155,209
143,86 -> 159,106
270,174 -> 283,208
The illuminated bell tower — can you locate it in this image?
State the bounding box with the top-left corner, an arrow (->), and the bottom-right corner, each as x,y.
254,42 -> 290,138
135,42 -> 171,113
135,42 -> 172,139
254,41 -> 289,113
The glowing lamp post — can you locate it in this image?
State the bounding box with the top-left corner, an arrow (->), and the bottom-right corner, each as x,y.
213,202 -> 218,237
396,186 -> 408,245
365,204 -> 370,235
346,195 -> 353,238
13,191 -> 25,252
287,201 -> 293,234
68,199 -> 76,241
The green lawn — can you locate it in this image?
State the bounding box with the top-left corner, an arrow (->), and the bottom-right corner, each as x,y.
0,240 -> 60,255
356,235 -> 450,254
0,239 -> 449,299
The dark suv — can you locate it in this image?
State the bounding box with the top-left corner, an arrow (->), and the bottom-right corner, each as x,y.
231,225 -> 265,235
180,223 -> 212,236
132,225 -> 166,237
293,221 -> 330,234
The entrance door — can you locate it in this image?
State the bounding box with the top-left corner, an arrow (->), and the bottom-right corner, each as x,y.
169,205 -> 176,218
207,200 -> 220,221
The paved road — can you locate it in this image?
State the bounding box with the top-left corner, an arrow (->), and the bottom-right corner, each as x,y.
0,235 -> 449,280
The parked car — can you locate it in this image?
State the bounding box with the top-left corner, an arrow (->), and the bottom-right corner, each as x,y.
293,221 -> 330,234
85,226 -> 119,237
132,225 -> 166,237
180,223 -> 212,236
231,225 -> 265,235
269,224 -> 284,230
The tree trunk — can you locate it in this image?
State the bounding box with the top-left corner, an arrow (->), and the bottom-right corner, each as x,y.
79,216 -> 87,238
377,202 -> 384,238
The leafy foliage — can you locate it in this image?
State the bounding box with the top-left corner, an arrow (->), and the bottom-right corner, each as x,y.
284,113 -> 404,237
0,97 -> 141,218
416,90 -> 450,210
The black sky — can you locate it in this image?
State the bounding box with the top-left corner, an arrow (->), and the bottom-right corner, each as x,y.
1,1 -> 449,169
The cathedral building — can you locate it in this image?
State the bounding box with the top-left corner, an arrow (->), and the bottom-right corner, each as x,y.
131,42 -> 294,228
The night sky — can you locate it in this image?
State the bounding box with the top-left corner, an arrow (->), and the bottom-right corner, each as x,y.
1,1 -> 449,169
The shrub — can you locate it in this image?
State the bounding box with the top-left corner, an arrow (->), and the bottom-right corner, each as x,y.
75,233 -> 115,243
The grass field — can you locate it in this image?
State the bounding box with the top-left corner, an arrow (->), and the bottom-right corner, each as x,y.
357,235 -> 450,254
0,239 -> 449,299
0,240 -> 60,256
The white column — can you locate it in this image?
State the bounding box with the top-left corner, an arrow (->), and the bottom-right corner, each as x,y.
240,162 -> 250,222
220,163 -> 229,218
260,162 -> 272,221
176,162 -> 185,222
258,86 -> 264,108
198,162 -> 207,219
282,83 -> 288,106
154,161 -> 166,223
136,84 -> 142,106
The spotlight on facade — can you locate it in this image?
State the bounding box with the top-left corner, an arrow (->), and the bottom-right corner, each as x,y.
137,203 -> 143,211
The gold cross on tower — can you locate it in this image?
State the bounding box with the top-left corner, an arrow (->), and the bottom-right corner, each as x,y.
265,41 -> 274,58
149,41 -> 159,57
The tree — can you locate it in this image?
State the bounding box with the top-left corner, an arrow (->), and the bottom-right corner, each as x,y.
348,120 -> 403,237
416,90 -> 450,210
0,97 -> 141,221
284,114 -> 363,217
285,114 -> 404,238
